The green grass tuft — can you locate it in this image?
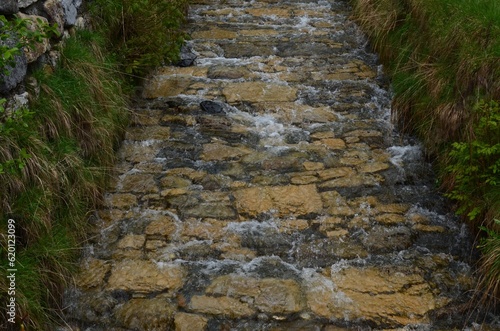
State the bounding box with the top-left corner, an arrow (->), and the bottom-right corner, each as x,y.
350,0 -> 500,306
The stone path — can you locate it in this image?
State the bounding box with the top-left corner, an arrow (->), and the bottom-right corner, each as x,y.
66,0 -> 477,329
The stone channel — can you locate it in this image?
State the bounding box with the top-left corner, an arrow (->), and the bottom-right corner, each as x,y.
64,0 -> 480,329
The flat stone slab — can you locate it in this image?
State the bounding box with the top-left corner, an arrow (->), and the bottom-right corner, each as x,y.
223,81 -> 298,103
233,184 -> 323,217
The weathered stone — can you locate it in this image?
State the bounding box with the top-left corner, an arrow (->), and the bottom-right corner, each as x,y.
106,193 -> 137,209
315,138 -> 346,150
206,275 -> 305,314
265,103 -> 338,124
117,235 -> 146,249
278,219 -> 309,233
174,312 -> 208,331
43,0 -> 65,35
183,202 -> 237,219
375,213 -> 406,225
246,7 -> 291,17
142,76 -> 194,98
303,161 -> 324,171
61,0 -> 83,26
201,143 -> 252,161
319,174 -> 383,189
239,29 -> 279,37
0,31 -> 27,92
220,247 -> 257,261
330,267 -> 438,326
180,218 -> 228,241
18,0 -> 37,8
291,175 -> 318,185
223,82 -> 297,103
115,298 -> 175,330
207,66 -> 252,80
189,295 -> 255,317
160,175 -> 192,188
413,224 -> 446,233
118,141 -> 163,163
76,259 -> 111,289
358,162 -> 390,173
107,260 -> 185,293
145,216 -> 176,238
363,226 -> 413,252
378,203 -> 410,214
317,167 -> 355,180
145,239 -> 168,251
0,0 -> 18,14
233,184 -> 323,217
11,14 -> 49,66
119,173 -> 158,193
192,27 -> 238,39
125,126 -> 170,140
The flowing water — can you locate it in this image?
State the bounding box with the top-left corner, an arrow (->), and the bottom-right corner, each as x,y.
63,0 -> 494,329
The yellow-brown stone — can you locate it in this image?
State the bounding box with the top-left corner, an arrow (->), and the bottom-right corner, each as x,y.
107,260 -> 185,293
201,143 -> 253,161
233,184 -> 323,217
189,295 -> 255,317
223,82 -> 297,103
76,259 -> 111,289
191,28 -> 238,39
174,312 -> 208,331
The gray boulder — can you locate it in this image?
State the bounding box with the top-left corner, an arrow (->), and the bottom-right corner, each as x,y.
0,32 -> 28,94
61,0 -> 83,27
0,0 -> 18,15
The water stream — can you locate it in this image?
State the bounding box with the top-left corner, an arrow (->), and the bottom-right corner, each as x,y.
63,0 -> 494,329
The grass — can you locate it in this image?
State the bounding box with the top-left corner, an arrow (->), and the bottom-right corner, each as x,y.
1,0 -> 189,326
0,30 -> 129,329
87,0 -> 188,77
349,0 -> 500,308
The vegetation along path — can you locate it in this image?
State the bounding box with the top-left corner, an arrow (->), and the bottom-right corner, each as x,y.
65,0 -> 484,329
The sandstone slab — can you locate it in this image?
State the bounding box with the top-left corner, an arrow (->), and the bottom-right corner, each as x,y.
107,260 -> 185,293
189,295 -> 255,317
233,184 -> 323,217
206,275 -> 305,314
223,82 -> 297,103
115,298 -> 175,330
174,312 -> 208,331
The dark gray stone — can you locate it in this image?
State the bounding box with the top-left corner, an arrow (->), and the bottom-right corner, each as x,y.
176,44 -> 196,67
0,0 -> 18,15
0,32 -> 28,94
200,100 -> 225,114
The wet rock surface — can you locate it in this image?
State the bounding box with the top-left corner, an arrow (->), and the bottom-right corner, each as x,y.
64,0 -> 484,329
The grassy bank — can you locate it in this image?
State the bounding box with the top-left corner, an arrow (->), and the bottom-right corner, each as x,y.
0,0 -> 187,329
349,0 -> 500,305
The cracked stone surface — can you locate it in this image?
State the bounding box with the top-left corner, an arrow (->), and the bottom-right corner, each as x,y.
64,0 -> 479,329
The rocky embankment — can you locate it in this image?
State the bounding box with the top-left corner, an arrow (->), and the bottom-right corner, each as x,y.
65,0 -> 477,329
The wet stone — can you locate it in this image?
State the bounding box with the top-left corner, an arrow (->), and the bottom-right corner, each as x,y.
119,173 -> 158,193
223,82 -> 297,103
189,295 -> 255,317
67,0 -> 478,327
363,226 -> 414,253
107,260 -> 186,293
207,66 -> 253,79
233,184 -> 323,218
76,259 -> 111,289
115,298 -> 176,330
174,312 -> 208,331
